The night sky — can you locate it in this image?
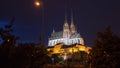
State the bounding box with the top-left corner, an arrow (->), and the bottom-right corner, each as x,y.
0,0 -> 120,46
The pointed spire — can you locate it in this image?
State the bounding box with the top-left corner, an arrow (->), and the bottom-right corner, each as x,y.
71,8 -> 74,24
64,0 -> 68,24
70,9 -> 76,34
70,8 -> 75,28
64,10 -> 69,27
65,11 -> 68,23
52,28 -> 55,33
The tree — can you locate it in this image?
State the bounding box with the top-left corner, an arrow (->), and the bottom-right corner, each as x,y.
0,17 -> 50,68
0,17 -> 19,46
0,17 -> 19,68
13,43 -> 50,68
89,27 -> 120,68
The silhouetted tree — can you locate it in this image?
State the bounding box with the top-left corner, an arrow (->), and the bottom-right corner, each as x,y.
30,44 -> 50,68
0,17 -> 19,68
0,16 -> 19,46
0,17 -> 50,68
13,43 -> 50,68
89,27 -> 120,68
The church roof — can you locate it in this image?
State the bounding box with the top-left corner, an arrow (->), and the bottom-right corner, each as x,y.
49,31 -> 63,40
49,30 -> 82,40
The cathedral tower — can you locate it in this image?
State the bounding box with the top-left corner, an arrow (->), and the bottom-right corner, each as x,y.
70,10 -> 76,35
63,12 -> 70,38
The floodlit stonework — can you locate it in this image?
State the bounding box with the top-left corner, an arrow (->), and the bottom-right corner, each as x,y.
48,13 -> 84,46
47,13 -> 92,59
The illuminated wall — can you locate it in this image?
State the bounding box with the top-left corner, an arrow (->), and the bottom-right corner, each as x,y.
47,43 -> 92,55
48,37 -> 84,46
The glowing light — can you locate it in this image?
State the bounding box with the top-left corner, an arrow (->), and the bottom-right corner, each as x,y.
35,1 -> 40,6
79,46 -> 86,51
63,53 -> 67,60
69,49 -> 72,52
7,39 -> 10,42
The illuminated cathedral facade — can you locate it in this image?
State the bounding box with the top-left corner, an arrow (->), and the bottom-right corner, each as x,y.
48,13 -> 84,46
47,12 -> 92,61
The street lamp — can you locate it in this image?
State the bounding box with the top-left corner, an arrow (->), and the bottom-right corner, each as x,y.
34,0 -> 45,45
35,1 -> 41,6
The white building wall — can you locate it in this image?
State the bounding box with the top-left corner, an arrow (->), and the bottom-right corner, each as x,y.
48,38 -> 84,46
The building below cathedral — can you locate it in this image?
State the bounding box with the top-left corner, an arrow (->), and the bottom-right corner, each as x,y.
47,43 -> 91,55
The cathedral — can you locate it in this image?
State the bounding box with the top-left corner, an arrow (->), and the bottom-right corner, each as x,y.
48,13 -> 84,46
47,12 -> 91,60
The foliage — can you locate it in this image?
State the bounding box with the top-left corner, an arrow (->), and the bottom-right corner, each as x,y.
0,18 -> 50,68
89,27 -> 120,68
0,17 -> 19,46
0,43 -> 50,68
